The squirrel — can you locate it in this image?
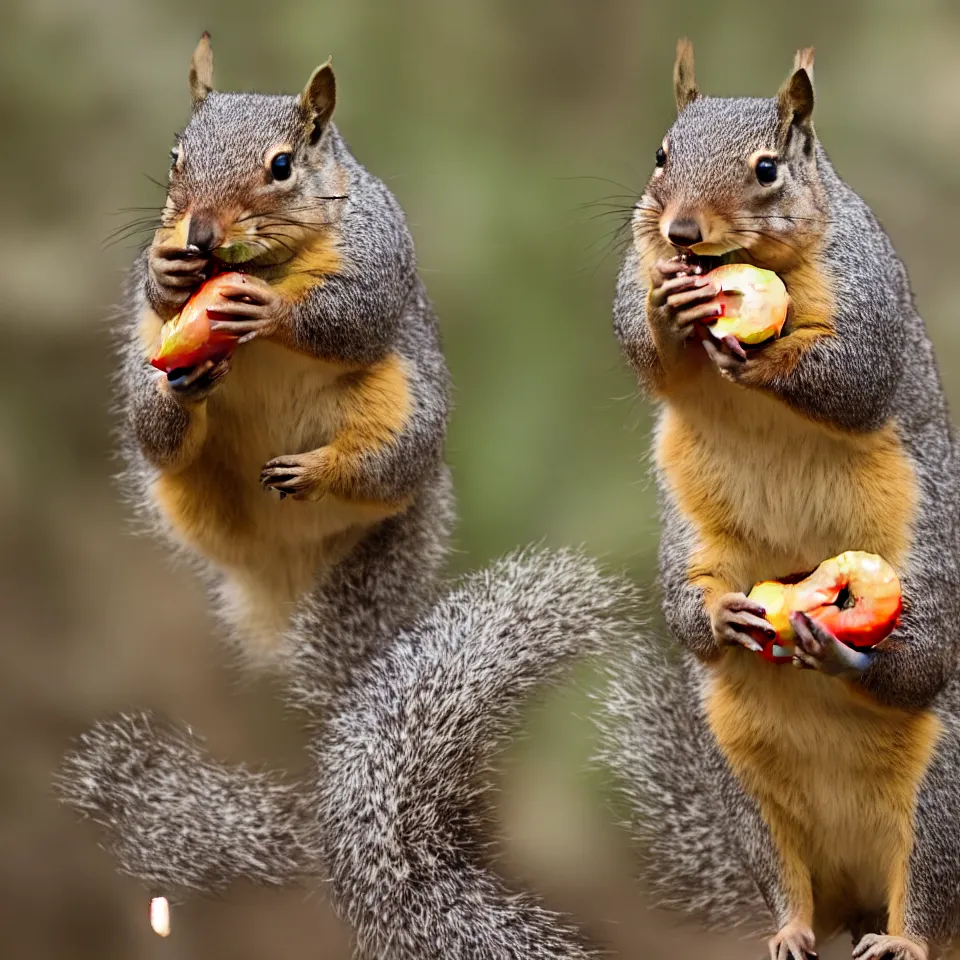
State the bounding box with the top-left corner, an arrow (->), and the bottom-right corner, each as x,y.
61,33 -> 642,958
121,34 -> 452,665
605,39 -> 960,960
58,547 -> 635,959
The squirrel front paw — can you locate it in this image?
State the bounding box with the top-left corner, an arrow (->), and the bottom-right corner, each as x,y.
260,448 -> 336,502
710,592 -> 776,653
149,241 -> 211,315
790,612 -> 877,678
207,275 -> 285,344
648,257 -> 723,345
163,357 -> 232,404
699,328 -> 749,380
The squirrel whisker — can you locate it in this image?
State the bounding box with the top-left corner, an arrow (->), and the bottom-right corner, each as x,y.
556,173 -> 641,194
728,214 -> 834,225
102,220 -> 163,250
729,227 -> 805,258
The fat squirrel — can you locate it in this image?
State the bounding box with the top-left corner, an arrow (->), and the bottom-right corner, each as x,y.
605,40 -> 960,960
122,34 -> 452,665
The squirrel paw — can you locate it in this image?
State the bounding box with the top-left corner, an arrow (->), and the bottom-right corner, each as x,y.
149,241 -> 210,312
207,275 -> 283,344
710,592 -> 776,653
164,357 -> 231,403
260,449 -> 335,502
852,933 -> 927,960
700,330 -> 748,380
768,921 -> 818,960
790,612 -> 877,678
649,258 -> 722,342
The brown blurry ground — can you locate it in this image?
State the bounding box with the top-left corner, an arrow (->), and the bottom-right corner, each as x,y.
2,1 -> 959,958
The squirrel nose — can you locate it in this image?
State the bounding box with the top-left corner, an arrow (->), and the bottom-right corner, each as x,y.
186,214 -> 219,254
665,218 -> 703,249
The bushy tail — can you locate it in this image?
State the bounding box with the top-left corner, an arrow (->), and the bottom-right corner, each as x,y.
313,547 -> 635,960
56,712 -> 319,895
597,628 -> 768,933
57,547 -> 636,957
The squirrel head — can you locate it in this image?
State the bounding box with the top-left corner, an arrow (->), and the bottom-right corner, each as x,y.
158,33 -> 345,266
634,39 -> 826,273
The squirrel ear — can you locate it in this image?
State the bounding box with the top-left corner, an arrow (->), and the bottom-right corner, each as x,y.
673,37 -> 699,112
301,59 -> 336,145
776,62 -> 815,144
189,32 -> 214,107
793,46 -> 815,87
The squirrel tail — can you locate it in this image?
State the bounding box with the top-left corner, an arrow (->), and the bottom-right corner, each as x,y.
313,546 -> 635,959
56,712 -> 320,893
597,629 -> 768,933
57,547 -> 635,957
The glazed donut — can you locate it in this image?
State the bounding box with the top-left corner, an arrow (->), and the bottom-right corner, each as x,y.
747,550 -> 902,664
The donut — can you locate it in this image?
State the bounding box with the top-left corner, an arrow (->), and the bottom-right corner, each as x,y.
746,550 -> 902,664
704,263 -> 789,345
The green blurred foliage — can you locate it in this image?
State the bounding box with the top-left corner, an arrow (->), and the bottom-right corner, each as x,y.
2,1 -> 959,957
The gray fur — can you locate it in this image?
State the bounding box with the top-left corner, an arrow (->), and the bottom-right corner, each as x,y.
655,483 -> 715,661
56,712 -> 318,894
287,463 -> 455,717
282,128 -> 420,366
599,631 -> 781,934
907,677 -> 960,944
617,95 -> 918,434
58,548 -> 637,958
312,547 -> 635,960
606,74 -> 960,946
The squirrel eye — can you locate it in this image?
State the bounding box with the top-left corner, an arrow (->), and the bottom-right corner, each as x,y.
655,146 -> 667,168
270,153 -> 293,181
169,147 -> 179,170
756,157 -> 778,185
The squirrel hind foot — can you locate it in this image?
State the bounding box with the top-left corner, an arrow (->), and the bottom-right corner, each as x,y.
768,921 -> 818,960
852,934 -> 928,960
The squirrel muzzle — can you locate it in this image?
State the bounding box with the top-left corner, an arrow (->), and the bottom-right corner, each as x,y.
663,216 -> 703,250
185,210 -> 224,255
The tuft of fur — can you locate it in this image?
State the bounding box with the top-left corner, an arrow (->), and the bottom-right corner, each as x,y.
58,548 -> 638,958
285,462 -> 456,714
55,713 -> 318,894
313,547 -> 637,960
597,630 -> 769,934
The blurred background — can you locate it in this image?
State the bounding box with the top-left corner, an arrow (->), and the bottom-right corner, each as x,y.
3,1 -> 960,957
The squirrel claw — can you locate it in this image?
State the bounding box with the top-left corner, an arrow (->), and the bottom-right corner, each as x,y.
260,451 -> 333,502
790,612 -> 876,678
208,317 -> 277,340
852,933 -> 927,960
164,357 -> 231,402
718,332 -> 747,360
711,592 -> 775,653
768,921 -> 817,960
149,241 -> 210,312
701,331 -> 747,377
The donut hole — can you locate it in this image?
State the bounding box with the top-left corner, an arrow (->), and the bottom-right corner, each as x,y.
715,290 -> 744,318
834,585 -> 855,611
